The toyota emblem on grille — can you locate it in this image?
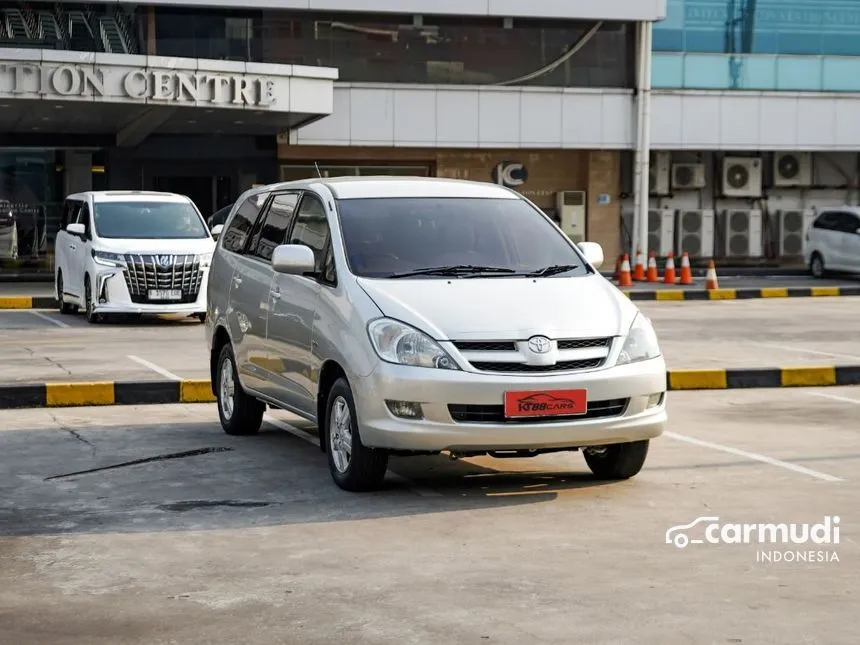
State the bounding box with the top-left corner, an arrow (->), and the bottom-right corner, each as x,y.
157,255 -> 172,267
527,336 -> 551,354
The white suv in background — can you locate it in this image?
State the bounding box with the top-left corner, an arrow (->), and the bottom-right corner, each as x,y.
805,207 -> 860,278
54,191 -> 216,323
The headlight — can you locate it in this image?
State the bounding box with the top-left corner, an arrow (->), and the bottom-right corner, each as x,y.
200,252 -> 214,267
616,313 -> 661,365
367,318 -> 460,370
92,250 -> 126,267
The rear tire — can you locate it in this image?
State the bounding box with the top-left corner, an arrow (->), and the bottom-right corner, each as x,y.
584,440 -> 650,480
56,272 -> 77,314
215,344 -> 265,436
324,377 -> 388,492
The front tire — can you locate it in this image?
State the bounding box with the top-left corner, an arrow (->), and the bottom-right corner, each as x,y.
583,440 -> 650,480
810,252 -> 826,279
215,344 -> 265,436
83,275 -> 101,324
324,377 -> 388,492
56,272 -> 77,314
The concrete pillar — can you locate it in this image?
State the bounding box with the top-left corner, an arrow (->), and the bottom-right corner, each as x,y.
63,151 -> 92,195
587,150 -> 621,262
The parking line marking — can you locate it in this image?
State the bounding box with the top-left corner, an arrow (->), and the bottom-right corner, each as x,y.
664,431 -> 844,482
805,391 -> 860,405
28,310 -> 70,328
748,342 -> 860,362
127,355 -> 181,380
264,415 -> 443,497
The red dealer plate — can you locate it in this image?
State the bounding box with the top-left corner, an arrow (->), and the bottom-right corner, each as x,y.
503,389 -> 588,418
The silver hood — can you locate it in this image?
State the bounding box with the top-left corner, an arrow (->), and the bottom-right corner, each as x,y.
356,274 -> 639,341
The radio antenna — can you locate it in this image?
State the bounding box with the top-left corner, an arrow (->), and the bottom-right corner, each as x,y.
314,162 -> 323,178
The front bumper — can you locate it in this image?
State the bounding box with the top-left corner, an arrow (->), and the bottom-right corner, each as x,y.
351,357 -> 668,452
90,266 -> 209,315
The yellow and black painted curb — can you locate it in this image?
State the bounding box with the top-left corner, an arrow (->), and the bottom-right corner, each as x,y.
0,296 -> 60,310
622,285 -> 860,301
2,367 -> 859,409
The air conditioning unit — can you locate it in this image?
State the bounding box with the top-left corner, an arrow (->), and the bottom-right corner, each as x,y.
773,152 -> 813,187
650,151 -> 671,196
776,209 -> 814,257
556,190 -> 586,243
674,209 -> 715,258
722,157 -> 763,198
720,209 -> 763,258
672,163 -> 707,190
647,209 -> 675,256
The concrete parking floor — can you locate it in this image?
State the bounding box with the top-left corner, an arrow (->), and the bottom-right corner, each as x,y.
0,296 -> 858,385
1,388 -> 858,644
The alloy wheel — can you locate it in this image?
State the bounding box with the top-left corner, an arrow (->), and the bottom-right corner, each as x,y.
219,358 -> 235,421
329,396 -> 353,474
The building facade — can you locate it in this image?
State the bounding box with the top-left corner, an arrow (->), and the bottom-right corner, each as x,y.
0,0 -> 666,280
629,0 -> 860,263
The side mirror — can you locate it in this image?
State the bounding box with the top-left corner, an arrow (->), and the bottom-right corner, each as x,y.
272,244 -> 316,275
67,222 -> 85,236
210,224 -> 224,239
578,241 -> 604,269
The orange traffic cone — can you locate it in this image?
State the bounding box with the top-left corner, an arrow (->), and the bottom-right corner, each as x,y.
705,259 -> 719,290
679,252 -> 693,285
663,252 -> 676,284
614,254 -> 623,281
617,254 -> 633,287
646,252 -> 659,282
633,249 -> 645,281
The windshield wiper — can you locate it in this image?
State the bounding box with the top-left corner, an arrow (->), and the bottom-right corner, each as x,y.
526,264 -> 580,277
387,265 -> 518,279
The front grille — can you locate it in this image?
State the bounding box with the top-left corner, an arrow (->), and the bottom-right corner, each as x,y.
469,358 -> 604,373
557,338 -> 612,350
452,336 -> 614,374
452,341 -> 516,352
122,254 -> 203,304
448,398 -> 629,424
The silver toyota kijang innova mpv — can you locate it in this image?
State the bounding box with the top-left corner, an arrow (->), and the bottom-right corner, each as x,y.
205,177 -> 668,492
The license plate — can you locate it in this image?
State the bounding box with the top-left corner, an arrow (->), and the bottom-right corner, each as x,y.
148,289 -> 182,301
503,389 -> 587,418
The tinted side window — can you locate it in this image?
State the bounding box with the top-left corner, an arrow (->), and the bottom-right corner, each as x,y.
289,194 -> 330,269
60,199 -> 81,230
814,212 -> 839,230
222,193 -> 268,254
252,193 -> 300,261
837,212 -> 860,233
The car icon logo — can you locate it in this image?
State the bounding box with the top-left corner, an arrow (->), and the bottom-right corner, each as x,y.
157,255 -> 172,267
527,336 -> 551,354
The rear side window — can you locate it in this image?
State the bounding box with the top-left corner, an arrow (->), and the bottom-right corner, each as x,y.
222,193 -> 268,254
252,193 -> 300,261
836,212 -> 860,234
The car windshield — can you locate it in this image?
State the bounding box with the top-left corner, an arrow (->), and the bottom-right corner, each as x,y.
335,197 -> 589,279
93,201 -> 209,239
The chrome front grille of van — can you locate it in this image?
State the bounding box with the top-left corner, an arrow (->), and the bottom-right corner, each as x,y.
122,253 -> 203,304
451,337 -> 613,374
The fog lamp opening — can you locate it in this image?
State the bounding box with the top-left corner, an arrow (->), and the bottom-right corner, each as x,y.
385,400 -> 424,419
647,392 -> 665,408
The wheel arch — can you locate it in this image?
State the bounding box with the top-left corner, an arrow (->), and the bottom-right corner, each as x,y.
210,325 -> 233,395
316,360 -> 348,454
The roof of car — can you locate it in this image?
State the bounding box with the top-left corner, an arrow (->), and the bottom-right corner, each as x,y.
246,176 -> 521,201
65,191 -> 192,203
